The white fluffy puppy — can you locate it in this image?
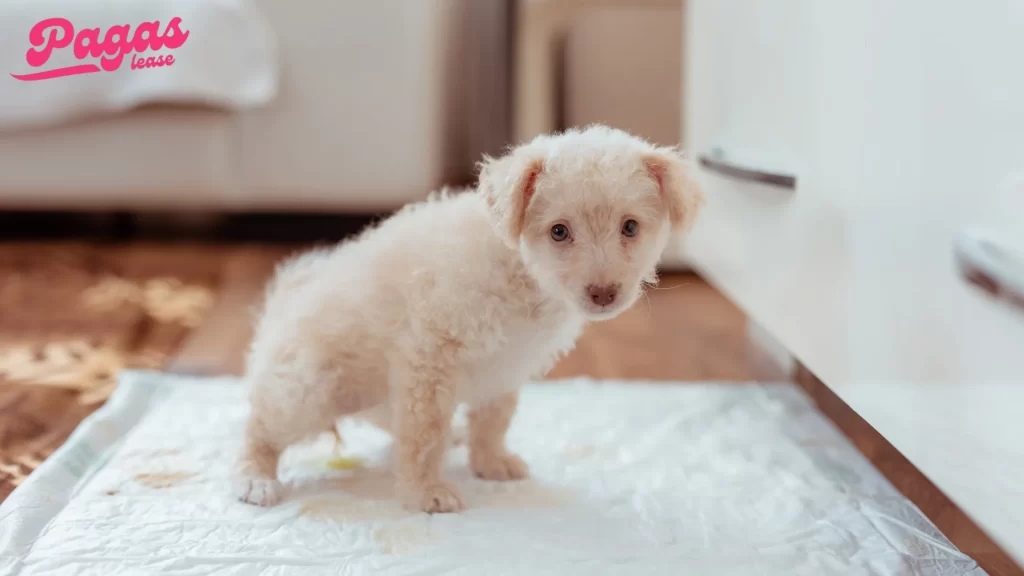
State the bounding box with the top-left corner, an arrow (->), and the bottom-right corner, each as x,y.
234,125 -> 703,512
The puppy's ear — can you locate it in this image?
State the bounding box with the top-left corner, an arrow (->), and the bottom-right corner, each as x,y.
478,147 -> 545,246
642,147 -> 705,232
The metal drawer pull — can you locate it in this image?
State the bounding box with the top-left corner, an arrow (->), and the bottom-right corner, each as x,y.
698,151 -> 797,189
954,228 -> 1024,314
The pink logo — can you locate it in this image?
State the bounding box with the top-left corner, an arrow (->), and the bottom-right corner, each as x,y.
10,17 -> 189,81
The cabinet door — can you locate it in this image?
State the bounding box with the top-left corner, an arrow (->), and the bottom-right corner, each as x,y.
836,3 -> 1024,561
685,1 -> 1024,564
683,0 -> 850,376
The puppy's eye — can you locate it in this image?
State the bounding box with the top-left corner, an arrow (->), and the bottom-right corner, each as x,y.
550,224 -> 570,242
622,219 -> 639,237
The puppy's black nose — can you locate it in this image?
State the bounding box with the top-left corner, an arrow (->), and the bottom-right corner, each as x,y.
587,284 -> 619,306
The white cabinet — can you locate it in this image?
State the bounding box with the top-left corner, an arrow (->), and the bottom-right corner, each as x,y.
684,0 -> 1024,563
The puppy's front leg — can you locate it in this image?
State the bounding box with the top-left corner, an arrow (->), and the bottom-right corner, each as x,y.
468,391 -> 529,481
392,360 -> 464,513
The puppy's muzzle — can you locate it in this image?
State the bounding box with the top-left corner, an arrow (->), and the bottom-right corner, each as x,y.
586,283 -> 620,307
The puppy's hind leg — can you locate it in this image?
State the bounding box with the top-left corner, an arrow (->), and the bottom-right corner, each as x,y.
234,372 -> 361,506
235,418 -> 286,507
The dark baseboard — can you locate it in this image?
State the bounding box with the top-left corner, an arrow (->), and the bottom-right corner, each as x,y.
0,211 -> 387,244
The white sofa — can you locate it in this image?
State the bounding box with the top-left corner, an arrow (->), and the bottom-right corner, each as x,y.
0,0 -> 511,213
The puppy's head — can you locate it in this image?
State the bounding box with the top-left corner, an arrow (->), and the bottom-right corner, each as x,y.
479,125 -> 703,321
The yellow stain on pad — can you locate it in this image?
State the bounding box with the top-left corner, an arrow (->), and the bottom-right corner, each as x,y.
326,428 -> 365,469
326,456 -> 365,470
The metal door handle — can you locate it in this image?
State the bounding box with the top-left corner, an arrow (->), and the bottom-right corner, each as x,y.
954,228 -> 1024,314
698,150 -> 797,189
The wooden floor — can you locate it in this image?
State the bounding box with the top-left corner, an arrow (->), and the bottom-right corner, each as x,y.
1,242 -> 1019,575
0,243 -> 224,500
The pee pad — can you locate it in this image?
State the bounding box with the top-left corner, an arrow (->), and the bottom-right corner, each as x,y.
0,372 -> 985,575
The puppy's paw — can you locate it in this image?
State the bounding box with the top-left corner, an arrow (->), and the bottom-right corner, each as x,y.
400,482 -> 465,514
234,474 -> 283,507
470,450 -> 530,481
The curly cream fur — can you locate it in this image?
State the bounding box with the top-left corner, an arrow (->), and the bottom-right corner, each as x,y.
233,125 -> 703,512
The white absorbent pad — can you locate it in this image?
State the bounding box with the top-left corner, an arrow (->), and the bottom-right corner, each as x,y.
0,0 -> 277,131
0,372 -> 985,576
